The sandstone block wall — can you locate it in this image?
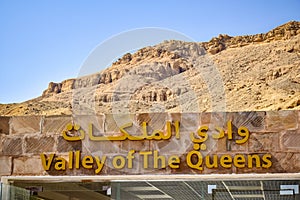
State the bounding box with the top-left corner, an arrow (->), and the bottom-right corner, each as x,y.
0,111 -> 299,177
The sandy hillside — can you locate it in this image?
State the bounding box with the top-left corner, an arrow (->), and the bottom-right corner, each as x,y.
1,21 -> 299,116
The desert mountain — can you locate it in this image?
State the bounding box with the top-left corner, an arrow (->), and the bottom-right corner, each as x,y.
1,21 -> 300,116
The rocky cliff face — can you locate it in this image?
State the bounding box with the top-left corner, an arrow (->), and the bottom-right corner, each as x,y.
42,47 -> 189,97
202,20 -> 300,54
1,21 -> 300,116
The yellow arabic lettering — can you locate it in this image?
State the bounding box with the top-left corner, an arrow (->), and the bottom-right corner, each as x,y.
174,121 -> 180,139
236,126 -> 249,144
63,121 -> 180,141
212,126 -> 225,139
162,121 -> 172,140
227,120 -> 233,140
62,123 -> 85,141
140,121 -> 173,140
88,123 -> 131,141
190,126 -> 208,143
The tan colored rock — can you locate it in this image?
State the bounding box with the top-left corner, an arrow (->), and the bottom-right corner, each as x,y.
57,136 -> 82,152
42,115 -> 72,135
10,116 -> 42,134
42,81 -> 61,96
0,156 -> 12,176
249,133 -> 280,152
265,111 -> 298,132
24,135 -> 55,154
280,130 -> 300,151
61,79 -> 75,92
0,21 -> 300,116
0,117 -> 9,134
2,136 -> 23,156
13,156 -> 45,175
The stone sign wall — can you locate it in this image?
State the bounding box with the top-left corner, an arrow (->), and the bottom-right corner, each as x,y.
0,111 -> 299,177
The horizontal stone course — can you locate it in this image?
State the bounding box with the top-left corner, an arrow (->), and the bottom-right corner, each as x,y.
230,111 -> 266,132
248,132 -> 280,153
270,152 -> 300,173
10,116 -> 42,134
200,112 -> 266,132
265,110 -> 298,131
82,140 -> 122,154
12,156 -> 45,175
0,111 -> 299,177
2,137 -> 23,156
24,135 -> 56,154
57,136 -> 81,152
73,115 -> 105,137
42,115 -> 72,135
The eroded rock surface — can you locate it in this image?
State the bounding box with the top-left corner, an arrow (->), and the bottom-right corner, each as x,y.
1,21 -> 300,116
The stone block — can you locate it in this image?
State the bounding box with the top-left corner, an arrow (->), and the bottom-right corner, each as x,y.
103,113 -> 166,138
280,130 -> 300,151
271,152 -> 300,173
24,135 -> 55,154
10,116 -> 42,134
121,140 -> 150,152
200,112 -> 226,126
135,113 -> 180,142
42,115 -> 72,135
266,110 -> 298,131
248,133 -> 279,153
13,156 -> 44,175
179,113 -> 200,133
135,113 -> 152,124
168,113 -> 182,122
150,131 -> 192,155
228,139 -> 248,153
0,117 -> 10,134
200,112 -> 212,124
73,115 -> 105,136
57,136 -> 82,152
229,111 -> 266,132
212,137 -> 228,153
2,137 -> 23,156
104,114 -> 134,133
0,156 -> 12,176
137,113 -> 168,130
82,140 -> 121,154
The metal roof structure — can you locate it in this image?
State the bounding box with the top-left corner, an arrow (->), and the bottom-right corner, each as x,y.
5,178 -> 299,200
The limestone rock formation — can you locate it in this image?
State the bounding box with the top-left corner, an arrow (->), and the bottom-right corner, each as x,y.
202,20 -> 300,54
1,21 -> 300,116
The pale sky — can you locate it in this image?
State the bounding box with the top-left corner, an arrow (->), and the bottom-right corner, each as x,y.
1,0 -> 299,103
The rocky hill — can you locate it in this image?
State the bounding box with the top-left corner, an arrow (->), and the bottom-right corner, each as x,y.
1,21 -> 300,116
